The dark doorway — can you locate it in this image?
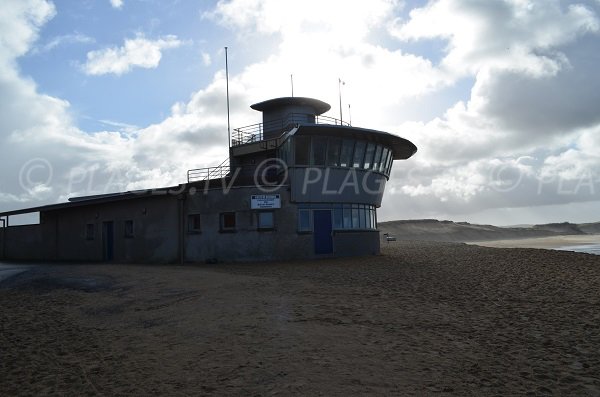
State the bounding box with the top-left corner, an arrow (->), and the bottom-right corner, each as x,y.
313,210 -> 333,255
102,221 -> 114,261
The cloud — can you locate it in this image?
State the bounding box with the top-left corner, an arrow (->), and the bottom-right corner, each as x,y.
109,0 -> 123,9
390,0 -> 599,77
82,34 -> 182,76
2,0 -> 600,227
32,33 -> 95,54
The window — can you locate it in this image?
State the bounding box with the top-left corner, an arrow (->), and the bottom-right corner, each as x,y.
372,145 -> 383,171
339,139 -> 354,167
188,214 -> 201,233
352,140 -> 366,168
220,212 -> 236,232
363,143 -> 376,169
85,223 -> 95,240
298,209 -> 311,232
311,137 -> 328,166
294,136 -> 311,166
380,148 -> 389,173
257,211 -> 274,230
298,204 -> 377,231
124,220 -> 134,238
326,138 -> 341,166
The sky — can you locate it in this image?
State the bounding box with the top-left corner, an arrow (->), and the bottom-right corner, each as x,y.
1,0 -> 600,226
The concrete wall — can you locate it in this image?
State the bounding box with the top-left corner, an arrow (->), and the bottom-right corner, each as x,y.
2,223 -> 56,261
289,167 -> 387,206
52,195 -> 180,263
333,230 -> 380,257
2,195 -> 180,263
183,186 -> 314,262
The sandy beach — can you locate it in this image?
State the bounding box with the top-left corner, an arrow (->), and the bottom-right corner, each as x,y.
2,241 -> 600,395
469,235 -> 600,250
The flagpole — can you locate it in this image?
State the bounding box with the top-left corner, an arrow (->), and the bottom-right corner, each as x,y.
225,47 -> 231,149
338,78 -> 343,124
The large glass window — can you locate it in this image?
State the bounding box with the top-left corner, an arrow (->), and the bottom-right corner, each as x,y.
380,148 -> 389,173
333,208 -> 343,229
327,138 -> 341,166
372,145 -> 383,171
294,136 -> 310,166
297,204 -> 377,231
339,139 -> 354,167
311,137 -> 328,166
363,143 -> 375,169
352,141 -> 366,168
298,209 -> 311,232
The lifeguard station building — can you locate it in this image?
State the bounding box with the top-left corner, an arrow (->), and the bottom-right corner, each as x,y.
0,96 -> 416,263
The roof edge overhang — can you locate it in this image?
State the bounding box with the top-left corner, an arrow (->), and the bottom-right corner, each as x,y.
294,124 -> 417,160
251,97 -> 331,115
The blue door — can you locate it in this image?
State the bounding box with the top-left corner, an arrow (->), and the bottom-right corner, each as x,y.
313,210 -> 333,255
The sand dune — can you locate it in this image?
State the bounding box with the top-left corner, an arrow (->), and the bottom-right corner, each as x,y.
2,242 -> 600,395
379,219 -> 600,243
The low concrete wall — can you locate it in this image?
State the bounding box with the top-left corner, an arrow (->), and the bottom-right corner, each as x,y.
333,230 -> 380,257
3,224 -> 55,261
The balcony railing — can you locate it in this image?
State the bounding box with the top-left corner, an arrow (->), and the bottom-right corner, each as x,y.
231,113 -> 350,147
187,157 -> 230,183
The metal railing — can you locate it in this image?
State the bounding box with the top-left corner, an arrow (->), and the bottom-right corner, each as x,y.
187,157 -> 230,183
231,113 -> 350,147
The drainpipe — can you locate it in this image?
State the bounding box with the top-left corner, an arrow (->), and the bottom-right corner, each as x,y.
178,194 -> 186,265
0,218 -> 5,260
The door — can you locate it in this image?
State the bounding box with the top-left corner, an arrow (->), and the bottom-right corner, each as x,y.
313,210 -> 333,255
102,221 -> 114,261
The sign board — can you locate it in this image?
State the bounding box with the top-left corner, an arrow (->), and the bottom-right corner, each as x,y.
251,194 -> 281,209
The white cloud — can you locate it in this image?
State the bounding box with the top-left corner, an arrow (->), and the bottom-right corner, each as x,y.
83,34 -> 182,76
2,0 -> 600,227
390,0 -> 599,77
201,51 -> 211,66
110,0 -> 123,9
33,33 -> 94,54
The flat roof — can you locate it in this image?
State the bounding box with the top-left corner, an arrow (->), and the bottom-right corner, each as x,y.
251,97 -> 331,115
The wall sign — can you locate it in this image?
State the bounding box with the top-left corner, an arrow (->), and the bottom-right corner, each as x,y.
251,194 -> 281,209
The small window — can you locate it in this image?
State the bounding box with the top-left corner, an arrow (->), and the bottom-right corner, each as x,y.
188,214 -> 201,233
333,208 -> 343,229
298,209 -> 311,232
124,220 -> 134,238
294,136 -> 311,166
257,211 -> 274,230
220,212 -> 236,231
85,224 -> 95,240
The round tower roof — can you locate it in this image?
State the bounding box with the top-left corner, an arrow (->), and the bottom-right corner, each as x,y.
250,97 -> 331,115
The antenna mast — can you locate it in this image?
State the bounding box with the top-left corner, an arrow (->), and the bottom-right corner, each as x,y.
225,47 -> 231,149
290,74 -> 294,97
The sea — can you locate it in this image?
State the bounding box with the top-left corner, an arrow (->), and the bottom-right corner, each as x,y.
557,244 -> 600,255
